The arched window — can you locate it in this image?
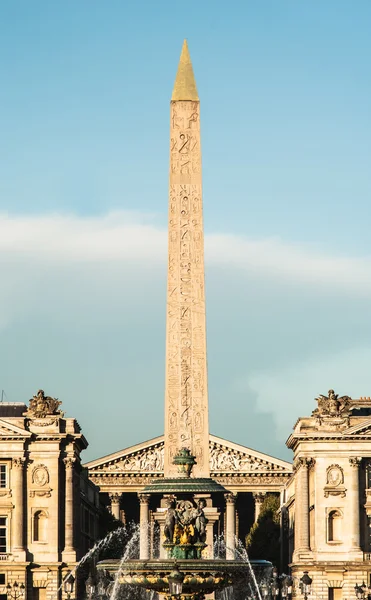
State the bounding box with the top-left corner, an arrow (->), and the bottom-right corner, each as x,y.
328,510 -> 342,542
33,510 -> 47,542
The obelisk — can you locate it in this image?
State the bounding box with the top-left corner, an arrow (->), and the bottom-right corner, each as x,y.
164,40 -> 210,478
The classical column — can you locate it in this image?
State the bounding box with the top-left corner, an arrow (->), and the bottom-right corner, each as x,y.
252,492 -> 266,522
294,457 -> 312,554
138,494 -> 151,560
109,493 -> 121,521
11,458 -> 25,551
225,493 -> 237,560
63,457 -> 76,555
349,457 -> 361,549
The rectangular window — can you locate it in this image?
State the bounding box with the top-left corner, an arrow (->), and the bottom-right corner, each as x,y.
0,466 -> 6,489
0,518 -> 7,553
0,574 -> 5,585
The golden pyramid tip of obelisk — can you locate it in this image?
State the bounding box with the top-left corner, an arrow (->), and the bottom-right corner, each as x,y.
171,39 -> 199,102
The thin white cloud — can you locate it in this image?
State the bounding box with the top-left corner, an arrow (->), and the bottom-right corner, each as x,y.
0,211 -> 370,293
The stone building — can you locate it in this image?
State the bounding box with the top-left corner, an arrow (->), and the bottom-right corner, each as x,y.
0,391 -> 99,600
86,434 -> 292,552
281,390 -> 371,599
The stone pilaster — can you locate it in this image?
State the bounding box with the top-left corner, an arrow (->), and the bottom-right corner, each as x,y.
138,494 -> 151,560
164,41 -> 209,477
109,492 -> 121,521
62,457 -> 76,561
293,457 -> 313,559
225,493 -> 237,560
11,457 -> 25,555
349,457 -> 362,551
252,492 -> 266,522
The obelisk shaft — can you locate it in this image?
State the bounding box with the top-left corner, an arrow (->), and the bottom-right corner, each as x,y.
164,41 -> 210,478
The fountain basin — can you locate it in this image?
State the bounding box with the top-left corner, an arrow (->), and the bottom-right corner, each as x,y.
97,559 -> 272,596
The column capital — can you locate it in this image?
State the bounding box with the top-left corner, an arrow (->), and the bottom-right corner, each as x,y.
252,492 -> 266,503
225,492 -> 237,505
138,493 -> 151,505
294,457 -> 315,471
109,492 -> 121,503
63,457 -> 76,469
349,457 -> 362,467
11,457 -> 25,469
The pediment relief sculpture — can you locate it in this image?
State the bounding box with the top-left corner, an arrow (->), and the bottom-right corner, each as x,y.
88,437 -> 291,476
324,464 -> 346,498
312,389 -> 351,419
24,389 -> 63,419
106,446 -> 165,473
209,443 -> 284,472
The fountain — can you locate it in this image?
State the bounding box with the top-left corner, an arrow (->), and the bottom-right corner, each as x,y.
96,448 -> 273,600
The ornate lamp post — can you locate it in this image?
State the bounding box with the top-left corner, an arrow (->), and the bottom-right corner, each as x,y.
271,568 -> 280,599
355,583 -> 367,600
260,581 -> 269,599
299,572 -> 312,600
281,575 -> 293,600
168,564 -> 184,598
6,582 -> 25,600
63,572 -> 75,600
85,572 -> 97,600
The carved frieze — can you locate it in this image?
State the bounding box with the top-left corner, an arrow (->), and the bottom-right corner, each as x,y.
209,442 -> 287,473
103,446 -> 164,473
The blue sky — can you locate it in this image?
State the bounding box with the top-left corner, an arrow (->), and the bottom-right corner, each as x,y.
0,1 -> 371,461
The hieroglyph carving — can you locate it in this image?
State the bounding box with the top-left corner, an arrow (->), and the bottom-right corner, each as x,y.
164,97 -> 210,477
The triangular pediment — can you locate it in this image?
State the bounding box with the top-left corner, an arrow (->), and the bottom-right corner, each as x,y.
85,436 -> 165,473
84,434 -> 292,475
343,418 -> 371,436
209,434 -> 292,474
0,419 -> 31,438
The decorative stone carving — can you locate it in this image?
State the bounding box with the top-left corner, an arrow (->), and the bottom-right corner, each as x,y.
138,493 -> 151,505
312,389 -> 351,418
324,464 -> 346,497
225,493 -> 237,505
106,446 -> 164,473
293,457 -> 315,472
63,457 -> 76,469
30,464 -> 52,497
32,465 -> 49,487
109,492 -> 121,503
12,457 -> 25,469
210,443 -> 285,472
349,457 -> 362,467
25,389 -> 62,418
164,77 -> 210,477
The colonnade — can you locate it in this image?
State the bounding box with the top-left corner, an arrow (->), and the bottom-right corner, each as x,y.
108,489 -> 269,560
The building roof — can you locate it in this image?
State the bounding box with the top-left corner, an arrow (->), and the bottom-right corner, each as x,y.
0,403 -> 27,417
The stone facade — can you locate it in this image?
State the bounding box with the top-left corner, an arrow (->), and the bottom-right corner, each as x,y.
85,433 -> 292,546
0,392 -> 99,600
282,391 -> 371,599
